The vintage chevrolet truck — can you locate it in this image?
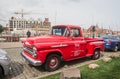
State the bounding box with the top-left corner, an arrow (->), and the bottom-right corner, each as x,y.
21,25 -> 104,71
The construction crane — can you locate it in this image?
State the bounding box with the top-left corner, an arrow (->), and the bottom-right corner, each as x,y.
14,9 -> 48,18
14,9 -> 30,18
0,19 -> 6,22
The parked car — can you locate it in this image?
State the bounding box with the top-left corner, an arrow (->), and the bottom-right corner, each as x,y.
0,49 -> 11,78
101,35 -> 120,52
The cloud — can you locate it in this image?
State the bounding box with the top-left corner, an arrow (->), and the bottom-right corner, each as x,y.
0,0 -> 120,30
69,0 -> 81,3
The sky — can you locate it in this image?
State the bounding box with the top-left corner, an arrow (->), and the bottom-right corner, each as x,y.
0,0 -> 120,30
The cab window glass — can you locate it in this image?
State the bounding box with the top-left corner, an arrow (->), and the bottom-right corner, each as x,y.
70,28 -> 80,37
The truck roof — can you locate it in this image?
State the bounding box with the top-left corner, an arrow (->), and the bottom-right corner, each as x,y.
53,24 -> 81,29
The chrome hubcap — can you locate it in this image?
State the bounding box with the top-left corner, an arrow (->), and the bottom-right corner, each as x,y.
50,59 -> 56,65
115,46 -> 118,51
95,51 -> 99,58
49,57 -> 58,68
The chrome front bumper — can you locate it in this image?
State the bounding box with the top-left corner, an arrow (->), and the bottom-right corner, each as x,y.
21,52 -> 42,66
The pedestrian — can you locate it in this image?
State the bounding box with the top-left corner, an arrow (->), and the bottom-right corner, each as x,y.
26,30 -> 31,37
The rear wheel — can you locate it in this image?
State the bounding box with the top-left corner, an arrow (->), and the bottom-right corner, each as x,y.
44,54 -> 61,71
113,46 -> 118,52
92,49 -> 101,60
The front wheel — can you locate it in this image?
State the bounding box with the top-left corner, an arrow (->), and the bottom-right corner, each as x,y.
44,54 -> 61,71
92,49 -> 101,60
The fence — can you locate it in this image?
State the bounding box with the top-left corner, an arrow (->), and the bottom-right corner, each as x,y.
0,36 -> 20,42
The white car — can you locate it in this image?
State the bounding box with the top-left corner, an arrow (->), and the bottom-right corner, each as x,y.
0,49 -> 11,78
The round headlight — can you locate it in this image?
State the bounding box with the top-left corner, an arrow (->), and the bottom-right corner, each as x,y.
33,47 -> 37,54
32,47 -> 37,57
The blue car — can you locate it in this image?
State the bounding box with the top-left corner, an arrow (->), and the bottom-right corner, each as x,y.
101,35 -> 120,52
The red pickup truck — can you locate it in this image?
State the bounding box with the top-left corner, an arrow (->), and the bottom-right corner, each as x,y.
21,25 -> 104,71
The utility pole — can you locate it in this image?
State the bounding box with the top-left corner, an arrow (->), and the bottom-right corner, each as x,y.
109,26 -> 111,34
54,11 -> 57,25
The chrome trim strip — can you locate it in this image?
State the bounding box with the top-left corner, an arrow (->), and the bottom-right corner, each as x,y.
23,47 -> 33,55
51,44 -> 68,48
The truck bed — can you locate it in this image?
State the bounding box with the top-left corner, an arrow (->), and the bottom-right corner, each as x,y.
84,38 -> 103,43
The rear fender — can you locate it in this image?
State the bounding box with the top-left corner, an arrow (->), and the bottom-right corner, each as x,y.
86,45 -> 104,57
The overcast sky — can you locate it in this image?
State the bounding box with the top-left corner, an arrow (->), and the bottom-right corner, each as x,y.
0,0 -> 120,30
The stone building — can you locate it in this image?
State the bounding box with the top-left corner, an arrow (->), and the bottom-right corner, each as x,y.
85,24 -> 100,37
82,24 -> 116,37
9,17 -> 51,36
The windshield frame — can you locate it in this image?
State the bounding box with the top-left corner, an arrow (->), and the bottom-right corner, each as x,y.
51,26 -> 70,37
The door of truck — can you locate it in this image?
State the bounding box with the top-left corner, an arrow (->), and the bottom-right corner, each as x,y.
70,28 -> 86,59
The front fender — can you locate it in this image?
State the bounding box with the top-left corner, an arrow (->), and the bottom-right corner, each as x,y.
37,49 -> 64,63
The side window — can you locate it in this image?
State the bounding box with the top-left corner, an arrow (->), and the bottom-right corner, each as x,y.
70,28 -> 80,37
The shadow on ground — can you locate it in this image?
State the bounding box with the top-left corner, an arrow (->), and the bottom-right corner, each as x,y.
30,57 -> 93,72
3,62 -> 23,79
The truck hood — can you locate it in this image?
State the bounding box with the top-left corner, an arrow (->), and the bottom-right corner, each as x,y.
24,35 -> 69,44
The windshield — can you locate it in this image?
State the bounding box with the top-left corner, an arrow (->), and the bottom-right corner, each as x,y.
51,26 -> 69,36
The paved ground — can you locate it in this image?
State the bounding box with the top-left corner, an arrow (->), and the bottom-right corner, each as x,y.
1,42 -> 119,79
0,42 -> 23,49
2,48 -> 97,79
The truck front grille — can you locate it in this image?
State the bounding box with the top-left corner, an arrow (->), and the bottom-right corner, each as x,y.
24,47 -> 34,55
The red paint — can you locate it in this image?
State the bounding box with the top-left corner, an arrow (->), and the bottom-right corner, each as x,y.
22,25 -> 104,65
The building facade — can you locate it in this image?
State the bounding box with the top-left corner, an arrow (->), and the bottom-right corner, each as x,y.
9,17 -> 51,36
82,24 -> 119,37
